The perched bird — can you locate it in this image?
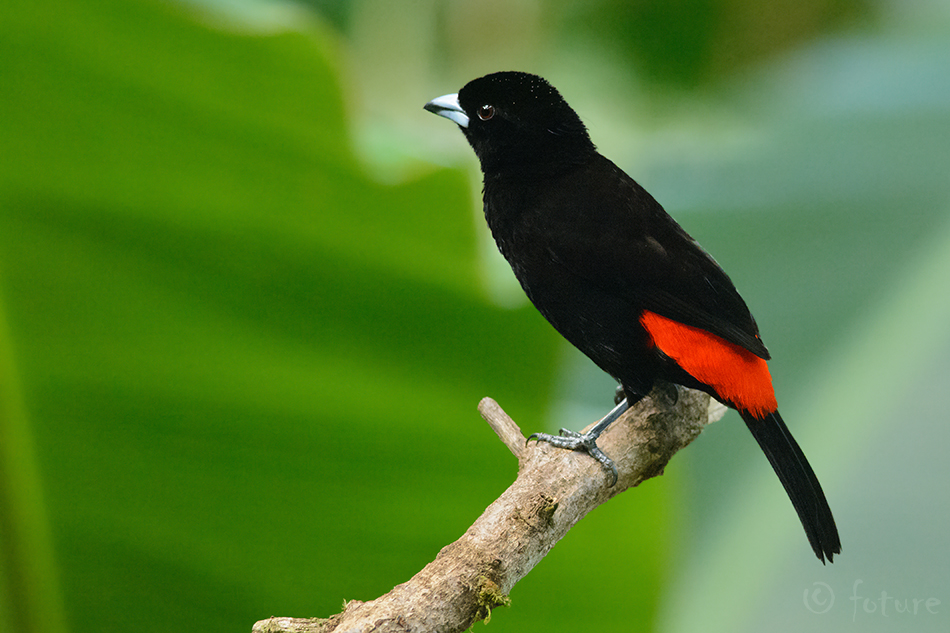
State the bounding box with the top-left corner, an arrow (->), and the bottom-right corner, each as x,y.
424,71 -> 840,563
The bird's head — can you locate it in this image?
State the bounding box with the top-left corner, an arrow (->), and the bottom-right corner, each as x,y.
425,71 -> 594,173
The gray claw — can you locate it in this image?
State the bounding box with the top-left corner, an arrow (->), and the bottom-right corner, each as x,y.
526,430 -> 618,486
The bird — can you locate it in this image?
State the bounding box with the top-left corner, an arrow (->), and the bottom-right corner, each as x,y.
424,71 -> 840,563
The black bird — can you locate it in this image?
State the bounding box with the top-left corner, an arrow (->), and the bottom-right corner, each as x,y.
424,71 -> 840,563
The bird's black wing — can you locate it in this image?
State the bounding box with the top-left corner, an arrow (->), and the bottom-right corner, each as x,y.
532,154 -> 770,360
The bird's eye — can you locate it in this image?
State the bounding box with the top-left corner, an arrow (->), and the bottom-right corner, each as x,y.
477,105 -> 495,121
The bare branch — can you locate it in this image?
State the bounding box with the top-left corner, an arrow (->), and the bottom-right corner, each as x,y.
478,397 -> 527,461
253,386 -> 725,633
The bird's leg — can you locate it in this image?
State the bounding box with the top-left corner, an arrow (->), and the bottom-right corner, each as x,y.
614,384 -> 626,406
527,397 -> 631,486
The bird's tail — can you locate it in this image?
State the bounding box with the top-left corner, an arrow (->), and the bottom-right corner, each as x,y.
741,409 -> 841,563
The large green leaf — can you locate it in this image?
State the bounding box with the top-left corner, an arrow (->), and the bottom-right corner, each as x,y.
0,1 -> 601,631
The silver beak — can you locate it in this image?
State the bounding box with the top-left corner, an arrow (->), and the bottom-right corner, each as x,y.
424,93 -> 469,128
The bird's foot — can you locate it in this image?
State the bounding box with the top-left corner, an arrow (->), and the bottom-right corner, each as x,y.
526,428 -> 618,486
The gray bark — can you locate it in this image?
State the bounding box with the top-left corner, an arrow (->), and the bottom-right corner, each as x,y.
253,387 -> 725,633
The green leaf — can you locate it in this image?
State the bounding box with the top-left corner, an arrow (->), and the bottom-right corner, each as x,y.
0,1 -> 563,631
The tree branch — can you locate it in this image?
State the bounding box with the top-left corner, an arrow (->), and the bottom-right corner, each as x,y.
253,386 -> 726,633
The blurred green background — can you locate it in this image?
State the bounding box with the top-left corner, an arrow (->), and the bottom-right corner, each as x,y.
2,1 -> 949,632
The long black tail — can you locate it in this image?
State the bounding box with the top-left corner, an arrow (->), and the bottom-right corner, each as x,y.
741,410 -> 841,563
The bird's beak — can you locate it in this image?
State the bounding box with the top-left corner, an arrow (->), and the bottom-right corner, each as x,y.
424,93 -> 469,128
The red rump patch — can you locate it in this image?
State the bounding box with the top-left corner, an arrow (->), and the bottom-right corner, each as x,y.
640,310 -> 777,418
